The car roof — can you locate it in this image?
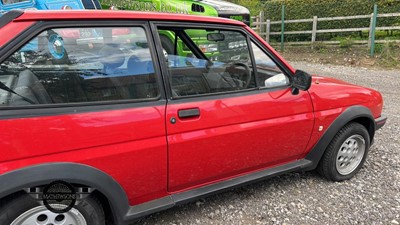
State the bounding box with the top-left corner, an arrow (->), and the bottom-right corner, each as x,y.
9,10 -> 245,26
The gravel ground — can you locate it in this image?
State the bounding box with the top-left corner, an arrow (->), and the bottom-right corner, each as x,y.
134,62 -> 400,225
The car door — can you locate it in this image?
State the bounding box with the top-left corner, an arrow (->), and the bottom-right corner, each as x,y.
0,22 -> 167,204
153,23 -> 314,192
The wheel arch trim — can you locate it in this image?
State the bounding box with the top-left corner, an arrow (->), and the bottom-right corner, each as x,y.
0,162 -> 129,225
305,105 -> 375,170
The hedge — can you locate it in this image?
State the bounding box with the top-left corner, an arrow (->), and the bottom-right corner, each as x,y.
262,0 -> 400,33
227,0 -> 264,16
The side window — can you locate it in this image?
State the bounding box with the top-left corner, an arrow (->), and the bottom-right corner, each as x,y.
158,28 -> 255,98
0,26 -> 159,106
251,42 -> 289,88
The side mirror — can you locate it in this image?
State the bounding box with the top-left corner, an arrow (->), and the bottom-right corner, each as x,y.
292,70 -> 312,91
264,73 -> 289,88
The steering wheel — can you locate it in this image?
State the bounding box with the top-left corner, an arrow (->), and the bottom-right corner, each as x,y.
228,62 -> 252,88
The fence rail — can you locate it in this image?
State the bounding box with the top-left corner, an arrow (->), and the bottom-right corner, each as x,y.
251,9 -> 400,55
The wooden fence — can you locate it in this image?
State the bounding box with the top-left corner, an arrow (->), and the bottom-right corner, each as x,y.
252,11 -> 400,50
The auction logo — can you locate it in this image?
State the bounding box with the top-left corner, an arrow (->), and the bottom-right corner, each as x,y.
42,180 -> 76,213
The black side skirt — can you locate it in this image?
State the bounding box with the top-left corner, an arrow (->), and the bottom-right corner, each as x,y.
124,159 -> 312,221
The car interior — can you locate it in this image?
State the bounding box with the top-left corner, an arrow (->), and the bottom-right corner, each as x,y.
0,27 -> 160,105
0,26 -> 285,106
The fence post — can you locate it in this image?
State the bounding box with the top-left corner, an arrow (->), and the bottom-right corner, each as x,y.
368,13 -> 374,48
369,4 -> 378,57
281,4 -> 285,51
254,15 -> 260,33
259,11 -> 265,39
311,16 -> 318,48
266,19 -> 271,43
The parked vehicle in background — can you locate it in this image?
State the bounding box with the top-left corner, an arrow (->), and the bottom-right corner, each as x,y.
0,0 -> 97,14
100,0 -> 251,59
81,0 -> 101,9
100,0 -> 251,25
0,9 -> 386,225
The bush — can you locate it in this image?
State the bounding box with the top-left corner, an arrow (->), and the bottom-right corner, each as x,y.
261,0 -> 400,40
338,37 -> 354,48
227,0 -> 263,16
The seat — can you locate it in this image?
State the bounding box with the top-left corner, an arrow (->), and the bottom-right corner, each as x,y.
99,44 -> 126,75
85,45 -> 131,100
126,55 -> 157,99
10,70 -> 52,105
127,55 -> 154,75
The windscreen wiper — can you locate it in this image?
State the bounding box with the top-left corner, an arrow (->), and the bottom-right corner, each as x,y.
0,81 -> 36,104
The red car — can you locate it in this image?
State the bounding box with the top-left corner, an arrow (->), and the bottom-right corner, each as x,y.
0,10 -> 386,225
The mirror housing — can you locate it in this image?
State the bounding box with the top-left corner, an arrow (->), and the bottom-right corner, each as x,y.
264,73 -> 289,88
292,70 -> 312,91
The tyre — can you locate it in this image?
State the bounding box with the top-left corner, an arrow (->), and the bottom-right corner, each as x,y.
0,192 -> 105,225
317,122 -> 370,181
160,35 -> 174,55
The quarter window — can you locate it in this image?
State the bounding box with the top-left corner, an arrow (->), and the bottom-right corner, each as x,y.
251,42 -> 289,88
0,26 -> 159,106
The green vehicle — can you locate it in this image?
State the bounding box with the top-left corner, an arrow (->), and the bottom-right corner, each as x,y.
100,0 -> 250,24
99,0 -> 250,59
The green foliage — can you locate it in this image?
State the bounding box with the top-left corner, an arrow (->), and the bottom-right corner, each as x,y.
261,0 -> 400,41
312,42 -> 328,53
338,37 -> 354,48
375,43 -> 384,53
226,0 -> 263,15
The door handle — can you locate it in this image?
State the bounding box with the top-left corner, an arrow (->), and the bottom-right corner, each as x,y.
178,108 -> 200,119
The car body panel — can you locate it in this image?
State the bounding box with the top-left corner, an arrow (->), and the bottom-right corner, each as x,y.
0,105 -> 168,204
166,89 -> 314,191
0,21 -> 33,47
12,10 -> 244,25
309,76 -> 383,118
301,106 -> 347,158
301,76 -> 384,157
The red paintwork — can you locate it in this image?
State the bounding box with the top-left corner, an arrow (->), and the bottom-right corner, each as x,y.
0,11 -> 384,209
167,90 -> 314,191
0,21 -> 34,47
13,10 -> 244,25
0,106 -> 168,204
309,76 -> 383,118
301,76 -> 384,157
